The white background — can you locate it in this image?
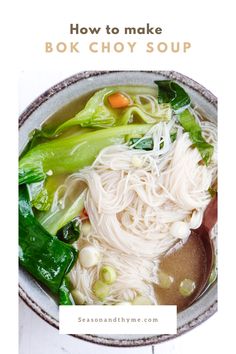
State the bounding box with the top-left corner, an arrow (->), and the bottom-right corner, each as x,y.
1,0 -> 235,353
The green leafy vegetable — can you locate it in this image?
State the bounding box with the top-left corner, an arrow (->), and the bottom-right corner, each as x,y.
155,80 -> 191,112
28,175 -> 67,212
28,128 -> 52,146
53,87 -> 172,134
170,130 -> 177,143
178,109 -> 214,165
38,190 -> 85,235
59,277 -> 75,305
21,129 -> 52,157
129,131 -> 177,151
32,188 -> 50,211
29,182 -> 51,211
130,137 -> 153,150
55,88 -> 117,134
19,185 -> 78,293
19,124 -> 153,185
57,217 -> 81,244
19,164 -> 45,185
119,104 -> 171,125
208,179 -> 217,197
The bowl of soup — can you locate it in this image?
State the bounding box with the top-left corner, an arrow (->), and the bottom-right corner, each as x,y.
19,70 -> 217,346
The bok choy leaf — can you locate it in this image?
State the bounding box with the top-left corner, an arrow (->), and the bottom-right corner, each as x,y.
119,104 -> 171,125
178,109 -> 214,165
53,87 -> 172,134
59,277 -> 75,305
29,181 -> 51,211
57,217 -> 81,244
19,124 -> 153,185
54,88 -> 118,134
28,175 -> 68,212
19,185 -> 78,293
155,80 -> 191,112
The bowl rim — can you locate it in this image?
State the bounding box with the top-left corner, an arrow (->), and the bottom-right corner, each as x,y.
19,70 -> 217,347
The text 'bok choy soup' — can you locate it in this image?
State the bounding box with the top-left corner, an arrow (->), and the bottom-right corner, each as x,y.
19,80 -> 217,311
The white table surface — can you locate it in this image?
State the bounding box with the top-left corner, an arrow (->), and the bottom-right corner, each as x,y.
19,298 -> 219,354
19,71 -> 220,354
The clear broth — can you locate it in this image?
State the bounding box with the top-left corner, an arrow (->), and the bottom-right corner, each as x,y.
156,232 -> 208,311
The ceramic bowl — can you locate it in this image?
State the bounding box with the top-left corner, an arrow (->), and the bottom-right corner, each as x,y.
19,70 -> 217,347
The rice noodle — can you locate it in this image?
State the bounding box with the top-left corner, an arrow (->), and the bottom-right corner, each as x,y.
68,119 -> 217,305
134,94 -> 158,114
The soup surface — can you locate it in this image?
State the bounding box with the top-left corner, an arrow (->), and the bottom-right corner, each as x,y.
156,232 -> 208,311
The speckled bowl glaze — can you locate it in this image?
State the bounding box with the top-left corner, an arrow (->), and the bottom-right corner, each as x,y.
19,71 -> 217,347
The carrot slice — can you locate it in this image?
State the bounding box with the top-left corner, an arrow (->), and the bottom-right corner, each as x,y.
80,208 -> 89,220
108,92 -> 130,108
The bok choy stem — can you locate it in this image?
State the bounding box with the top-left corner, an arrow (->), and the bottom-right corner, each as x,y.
19,124 -> 153,185
38,190 -> 86,235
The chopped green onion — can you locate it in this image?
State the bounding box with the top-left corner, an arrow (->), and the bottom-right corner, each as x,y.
179,279 -> 196,297
100,265 -> 117,285
158,271 -> 174,289
71,289 -> 86,304
132,295 -> 152,305
93,280 -> 110,300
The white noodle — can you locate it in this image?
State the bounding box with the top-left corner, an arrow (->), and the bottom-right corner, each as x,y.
68,119 -> 217,305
